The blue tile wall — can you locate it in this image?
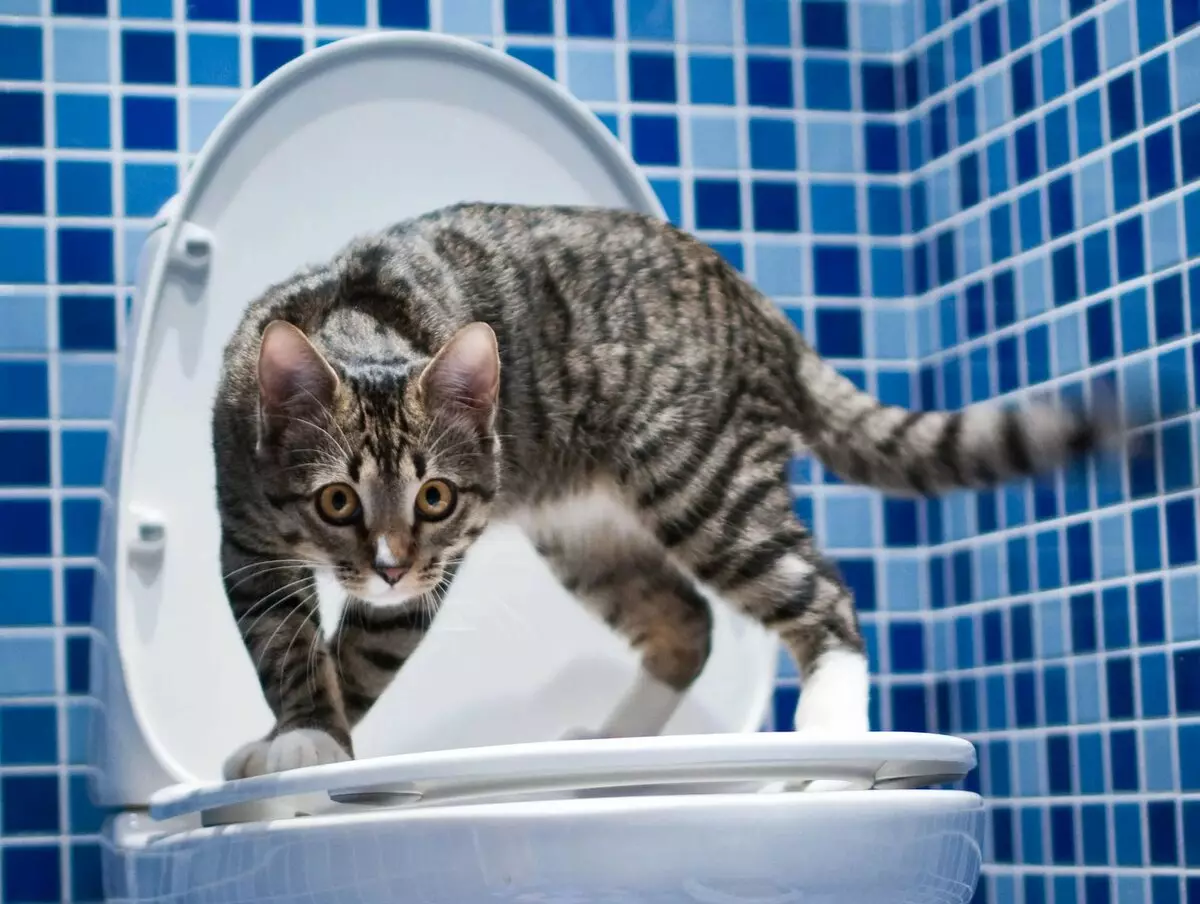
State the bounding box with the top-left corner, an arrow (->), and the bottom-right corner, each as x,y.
0,0 -> 1196,899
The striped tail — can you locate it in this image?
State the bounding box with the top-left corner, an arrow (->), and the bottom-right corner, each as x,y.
792,350 -> 1117,496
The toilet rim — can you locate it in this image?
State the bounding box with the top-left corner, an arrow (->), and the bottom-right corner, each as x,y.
149,732 -> 977,823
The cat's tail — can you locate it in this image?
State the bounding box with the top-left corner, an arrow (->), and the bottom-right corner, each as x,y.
791,348 -> 1124,496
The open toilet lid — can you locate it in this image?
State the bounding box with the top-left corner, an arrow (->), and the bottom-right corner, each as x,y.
113,32 -> 777,790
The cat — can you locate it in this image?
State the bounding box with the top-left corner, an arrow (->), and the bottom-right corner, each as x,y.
213,202 -> 1116,779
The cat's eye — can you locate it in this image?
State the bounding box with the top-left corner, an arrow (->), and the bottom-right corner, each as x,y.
316,483 -> 362,525
414,479 -> 457,521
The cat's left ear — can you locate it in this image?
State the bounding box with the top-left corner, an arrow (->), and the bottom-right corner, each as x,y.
419,322 -> 500,429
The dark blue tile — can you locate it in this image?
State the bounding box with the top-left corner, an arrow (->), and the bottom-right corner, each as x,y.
1173,0 -> 1200,32
629,52 -> 675,103
504,0 -> 552,32
0,707 -> 57,765
630,115 -> 678,165
0,362 -> 48,419
1129,430 -> 1159,498
1047,735 -> 1073,793
748,119 -> 796,171
0,26 -> 42,81
1108,658 -> 1137,720
1154,272 -> 1185,340
890,684 -> 928,732
959,153 -> 980,208
1082,804 -> 1109,865
983,610 -> 1004,664
1108,73 -> 1137,140
801,0 -> 848,47
814,307 -> 862,356
1009,0 -> 1032,46
864,123 -> 900,174
65,567 -> 95,625
1166,497 -> 1198,566
59,295 -> 116,352
903,57 -> 920,108
3,846 -> 60,903
927,40 -> 946,96
1138,0 -> 1168,50
1160,349 -> 1189,418
252,0 -> 302,21
1148,801 -> 1178,866
889,622 -> 925,672
1047,174 -> 1074,238
747,57 -> 792,108
1044,105 -> 1070,169
1050,806 -> 1076,863
993,269 -> 1015,326
508,46 -> 554,78
883,499 -> 918,546
861,62 -> 896,113
2,774 -> 59,834
71,843 -> 103,903
929,103 -> 949,159
121,96 -> 176,150
1141,651 -> 1170,717
1070,19 -> 1099,85
867,184 -> 902,236
1051,244 -> 1078,306
0,429 -> 50,489
750,181 -> 797,233
1011,54 -> 1035,116
0,92 -> 45,148
1045,668 -> 1069,724
837,558 -> 874,608
992,807 -> 1015,863
1153,877 -> 1181,904
1007,536 -> 1030,594
1142,53 -> 1172,125
771,685 -> 798,730
694,179 -> 740,230
1113,143 -> 1142,212
813,247 -> 860,297
1182,111 -> 1200,183
187,0 -> 235,19
1066,522 -> 1093,584
1145,126 -> 1177,198
251,35 -> 301,83
57,228 -> 113,285
955,87 -> 977,145
1132,504 -> 1162,572
1026,323 -> 1050,384
1014,670 -> 1037,727
0,160 -> 45,214
1015,122 -> 1039,182
566,0 -> 612,35
54,0 -> 105,13
1187,801 -> 1200,865
1116,215 -> 1145,280
980,8 -> 1002,64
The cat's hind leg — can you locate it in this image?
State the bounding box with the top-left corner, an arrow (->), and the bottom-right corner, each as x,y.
519,488 -> 714,739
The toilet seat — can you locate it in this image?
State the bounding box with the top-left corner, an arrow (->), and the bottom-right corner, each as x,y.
149,732 -> 977,824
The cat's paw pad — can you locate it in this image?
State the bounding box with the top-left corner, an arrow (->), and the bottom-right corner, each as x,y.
222,729 -> 350,779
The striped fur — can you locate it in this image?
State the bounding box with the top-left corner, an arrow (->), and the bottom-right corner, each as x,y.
212,203 -> 1118,776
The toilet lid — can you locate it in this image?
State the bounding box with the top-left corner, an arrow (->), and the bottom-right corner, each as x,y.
115,32 -> 777,787
149,733 -> 978,823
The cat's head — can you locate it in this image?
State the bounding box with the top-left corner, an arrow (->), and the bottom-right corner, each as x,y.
253,319 -> 501,607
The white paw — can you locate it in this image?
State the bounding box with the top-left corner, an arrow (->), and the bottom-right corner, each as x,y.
792,650 -> 871,736
222,728 -> 351,779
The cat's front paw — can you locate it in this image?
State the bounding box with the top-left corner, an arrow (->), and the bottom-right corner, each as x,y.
223,728 -> 351,779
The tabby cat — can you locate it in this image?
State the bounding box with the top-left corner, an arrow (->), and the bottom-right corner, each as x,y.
214,203 -> 1113,778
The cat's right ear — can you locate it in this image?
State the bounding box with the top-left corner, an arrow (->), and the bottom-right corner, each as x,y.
256,320 -> 338,444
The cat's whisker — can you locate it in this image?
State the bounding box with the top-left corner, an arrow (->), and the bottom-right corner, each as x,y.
226,562 -> 319,596
222,558 -> 318,582
255,592 -> 316,678
237,577 -> 319,636
272,591 -> 318,686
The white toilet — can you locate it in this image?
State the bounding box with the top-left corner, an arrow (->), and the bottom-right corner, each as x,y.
88,32 -> 984,904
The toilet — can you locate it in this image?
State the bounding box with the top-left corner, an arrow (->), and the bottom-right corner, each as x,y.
88,31 -> 985,903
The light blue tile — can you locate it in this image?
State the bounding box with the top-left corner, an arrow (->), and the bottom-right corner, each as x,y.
754,243 -> 803,296
0,295 -> 47,351
807,121 -> 856,173
122,0 -> 172,16
1141,725 -> 1175,791
0,0 -> 41,12
1116,877 -> 1145,904
566,49 -> 616,102
1074,658 -> 1101,722
929,165 -> 952,223
932,620 -> 950,670
1148,200 -> 1181,271
685,0 -> 734,44
1170,571 -> 1200,640
823,495 -> 874,549
1177,33 -> 1200,110
59,359 -> 116,419
188,96 -> 236,153
1016,738 -> 1045,795
0,636 -> 55,696
122,226 -> 150,285
1080,159 -> 1109,226
945,491 -> 971,542
982,72 -> 1007,134
916,302 -> 937,356
1053,312 -> 1082,376
978,543 -> 1002,601
1123,357 -> 1154,416
442,0 -> 492,34
1104,0 -> 1133,69
1039,596 -> 1065,657
689,115 -> 739,169
874,309 -> 909,359
67,702 -> 98,765
53,27 -> 110,83
885,558 -> 922,611
1037,0 -> 1063,33
961,217 -> 983,274
858,2 -> 897,52
1098,514 -> 1128,578
1020,255 -> 1048,317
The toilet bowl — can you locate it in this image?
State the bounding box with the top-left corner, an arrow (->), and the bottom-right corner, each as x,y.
88,31 -> 984,904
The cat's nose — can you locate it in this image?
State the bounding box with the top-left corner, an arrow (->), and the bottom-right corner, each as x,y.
374,566 -> 407,586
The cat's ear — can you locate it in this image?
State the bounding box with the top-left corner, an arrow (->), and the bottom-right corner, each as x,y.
257,320 -> 339,440
419,322 -> 500,428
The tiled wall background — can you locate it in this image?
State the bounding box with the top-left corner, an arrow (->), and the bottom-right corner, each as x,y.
0,0 -> 1197,899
